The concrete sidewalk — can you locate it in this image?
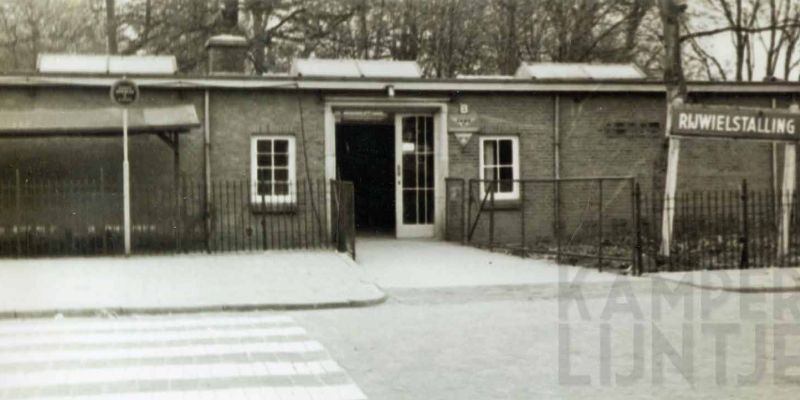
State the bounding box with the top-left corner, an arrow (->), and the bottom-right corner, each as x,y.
650,267 -> 800,292
354,238 -> 622,289
0,251 -> 385,318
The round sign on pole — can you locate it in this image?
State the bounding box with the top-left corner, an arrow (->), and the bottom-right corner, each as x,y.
110,79 -> 139,106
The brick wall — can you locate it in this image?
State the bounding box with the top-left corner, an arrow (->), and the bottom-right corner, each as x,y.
0,85 -> 795,253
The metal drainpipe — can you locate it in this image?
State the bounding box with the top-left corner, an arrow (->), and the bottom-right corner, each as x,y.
204,89 -> 212,251
554,95 -> 560,179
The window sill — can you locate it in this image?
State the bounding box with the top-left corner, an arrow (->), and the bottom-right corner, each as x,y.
250,202 -> 298,215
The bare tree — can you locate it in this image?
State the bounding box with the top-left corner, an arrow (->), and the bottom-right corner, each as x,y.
105,0 -> 117,54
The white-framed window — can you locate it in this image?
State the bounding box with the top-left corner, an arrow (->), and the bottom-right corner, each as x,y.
479,136 -> 520,200
250,136 -> 296,204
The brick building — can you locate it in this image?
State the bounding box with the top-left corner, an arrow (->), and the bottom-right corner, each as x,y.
0,39 -> 797,252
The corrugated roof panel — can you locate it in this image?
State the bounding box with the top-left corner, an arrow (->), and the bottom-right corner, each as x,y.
290,59 -> 422,78
456,74 -> 514,80
290,59 -> 361,78
515,62 -> 645,80
107,56 -> 177,75
37,54 -> 177,75
354,60 -> 421,78
37,54 -> 108,74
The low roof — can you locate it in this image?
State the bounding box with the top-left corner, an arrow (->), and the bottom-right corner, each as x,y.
0,73 -> 798,95
290,59 -> 422,78
515,62 -> 646,80
0,104 -> 200,136
37,54 -> 178,75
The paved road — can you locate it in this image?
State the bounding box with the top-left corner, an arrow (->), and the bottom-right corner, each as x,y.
1,277 -> 798,399
291,280 -> 800,399
0,314 -> 366,399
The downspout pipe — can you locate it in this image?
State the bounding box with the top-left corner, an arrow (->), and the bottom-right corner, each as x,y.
204,89 -> 212,252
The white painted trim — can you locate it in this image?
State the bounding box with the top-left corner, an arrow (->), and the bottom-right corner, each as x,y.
326,96 -> 452,104
250,135 -> 297,204
479,135 -> 520,201
324,98 -> 448,239
395,114 -> 435,238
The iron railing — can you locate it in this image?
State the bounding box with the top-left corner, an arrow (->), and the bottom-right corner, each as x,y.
0,175 -> 356,258
638,180 -> 800,272
446,177 -> 638,273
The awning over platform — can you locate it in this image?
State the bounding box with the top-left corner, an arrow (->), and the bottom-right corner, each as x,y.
0,104 -> 200,136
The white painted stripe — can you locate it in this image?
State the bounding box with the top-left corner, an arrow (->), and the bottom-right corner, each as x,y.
3,384 -> 367,400
0,360 -> 344,389
0,326 -> 306,349
0,315 -> 293,334
0,340 -> 325,364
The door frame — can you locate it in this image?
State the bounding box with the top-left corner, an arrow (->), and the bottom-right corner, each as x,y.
395,113 -> 437,238
324,97 -> 449,239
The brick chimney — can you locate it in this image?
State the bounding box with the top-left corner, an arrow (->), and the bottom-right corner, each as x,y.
205,35 -> 248,75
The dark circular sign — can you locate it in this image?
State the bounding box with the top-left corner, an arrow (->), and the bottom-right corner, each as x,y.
110,79 -> 139,106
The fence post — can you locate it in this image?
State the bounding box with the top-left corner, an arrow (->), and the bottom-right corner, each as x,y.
633,182 -> 643,275
598,179 -> 604,271
520,180 -> 526,254
461,179 -> 466,244
489,181 -> 495,251
740,179 -> 750,269
466,180 -> 473,243
15,169 -> 21,257
555,178 -> 561,264
347,182 -> 355,259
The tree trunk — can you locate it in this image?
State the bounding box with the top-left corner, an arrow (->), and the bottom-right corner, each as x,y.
105,0 -> 117,54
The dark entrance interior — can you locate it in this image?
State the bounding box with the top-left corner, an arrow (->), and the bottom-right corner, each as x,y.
336,123 -> 395,235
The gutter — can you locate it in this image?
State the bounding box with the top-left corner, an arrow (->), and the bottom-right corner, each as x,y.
6,74 -> 800,94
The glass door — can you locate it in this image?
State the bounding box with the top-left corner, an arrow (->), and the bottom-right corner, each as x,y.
395,114 -> 435,238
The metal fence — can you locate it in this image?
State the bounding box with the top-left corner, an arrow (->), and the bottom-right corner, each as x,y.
446,177 -> 800,275
446,177 -> 638,273
638,180 -> 800,273
0,175 -> 356,258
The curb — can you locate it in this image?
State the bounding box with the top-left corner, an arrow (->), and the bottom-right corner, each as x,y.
648,274 -> 800,293
0,292 -> 388,320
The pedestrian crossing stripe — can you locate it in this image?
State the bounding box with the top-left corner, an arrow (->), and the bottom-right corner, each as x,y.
0,315 -> 294,334
13,384 -> 366,400
0,360 -> 344,388
0,340 -> 325,364
0,314 -> 367,400
0,326 -> 306,348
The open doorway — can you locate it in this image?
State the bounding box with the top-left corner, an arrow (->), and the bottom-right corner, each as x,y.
336,122 -> 396,235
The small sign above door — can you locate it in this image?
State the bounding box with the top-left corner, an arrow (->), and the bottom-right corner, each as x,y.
449,111 -> 479,133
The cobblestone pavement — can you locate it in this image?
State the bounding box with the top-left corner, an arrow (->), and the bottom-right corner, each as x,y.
292,279 -> 800,399
0,314 -> 367,399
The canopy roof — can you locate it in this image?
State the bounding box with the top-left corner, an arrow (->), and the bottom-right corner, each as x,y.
0,104 -> 200,136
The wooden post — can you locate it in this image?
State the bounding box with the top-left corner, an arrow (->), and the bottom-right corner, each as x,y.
779,103 -> 798,260
660,95 -> 683,256
659,0 -> 686,257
